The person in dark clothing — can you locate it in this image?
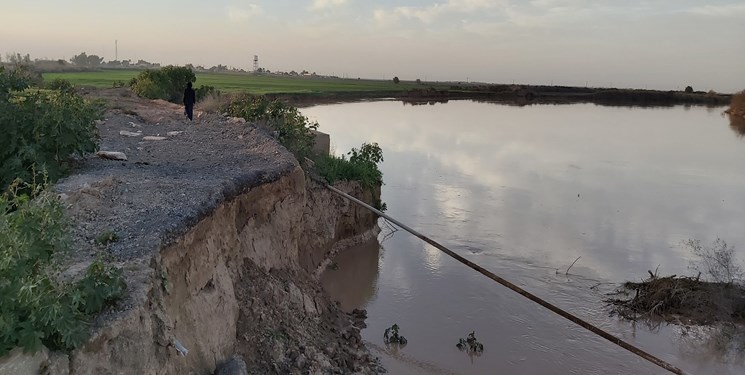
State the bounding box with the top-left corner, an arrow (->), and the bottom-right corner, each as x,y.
183,82 -> 196,121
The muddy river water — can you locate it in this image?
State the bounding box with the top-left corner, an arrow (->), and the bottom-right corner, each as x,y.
301,101 -> 745,374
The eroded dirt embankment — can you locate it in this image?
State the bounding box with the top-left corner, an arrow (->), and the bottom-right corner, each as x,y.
36,88 -> 381,374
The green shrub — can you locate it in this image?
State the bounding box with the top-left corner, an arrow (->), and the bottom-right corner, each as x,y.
0,181 -> 126,355
195,85 -> 217,101
315,143 -> 384,188
0,67 -> 102,190
45,78 -> 74,93
226,95 -> 318,160
130,66 -> 196,103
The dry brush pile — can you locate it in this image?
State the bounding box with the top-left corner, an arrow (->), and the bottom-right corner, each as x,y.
607,239 -> 745,326
607,274 -> 745,325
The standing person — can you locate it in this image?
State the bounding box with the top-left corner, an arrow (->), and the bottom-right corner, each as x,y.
183,82 -> 196,121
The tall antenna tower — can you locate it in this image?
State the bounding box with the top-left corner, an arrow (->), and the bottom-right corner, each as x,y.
115,40 -> 118,61
253,55 -> 259,72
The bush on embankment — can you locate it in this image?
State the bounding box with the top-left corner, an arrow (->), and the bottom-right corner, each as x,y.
224,95 -> 385,187
1,67 -> 125,356
130,66 -> 195,103
314,143 -> 384,188
1,66 -> 102,191
226,95 -> 319,161
129,66 -> 219,104
0,182 -> 126,355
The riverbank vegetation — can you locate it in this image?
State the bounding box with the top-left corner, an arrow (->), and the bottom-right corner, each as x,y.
0,67 -> 126,355
42,70 -> 731,107
1,67 -> 102,190
730,91 -> 745,114
223,93 -> 385,187
43,70 -> 421,95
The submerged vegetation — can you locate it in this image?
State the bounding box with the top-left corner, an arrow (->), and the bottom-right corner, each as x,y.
608,239 -> 745,326
456,331 -> 485,356
383,324 -> 407,346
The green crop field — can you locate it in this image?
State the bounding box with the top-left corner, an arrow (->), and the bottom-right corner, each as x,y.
42,70 -> 426,95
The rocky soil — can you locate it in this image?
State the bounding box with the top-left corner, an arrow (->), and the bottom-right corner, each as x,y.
46,88 -> 382,374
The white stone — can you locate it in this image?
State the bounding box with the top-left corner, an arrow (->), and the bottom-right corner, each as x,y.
227,117 -> 246,124
95,151 -> 128,161
119,130 -> 142,137
167,131 -> 184,136
143,136 -> 167,141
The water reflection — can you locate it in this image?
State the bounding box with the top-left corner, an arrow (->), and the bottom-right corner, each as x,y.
304,101 -> 745,282
320,239 -> 381,313
308,101 -> 745,374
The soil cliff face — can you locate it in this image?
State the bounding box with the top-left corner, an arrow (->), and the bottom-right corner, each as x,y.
65,168 -> 380,375
0,91 -> 382,375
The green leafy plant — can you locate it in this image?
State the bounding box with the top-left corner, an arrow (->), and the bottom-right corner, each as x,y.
111,80 -> 126,88
195,85 -> 217,102
95,230 -> 118,246
0,181 -> 126,355
226,95 -> 319,160
1,66 -> 102,191
456,331 -> 484,355
383,323 -> 407,346
45,78 -> 75,93
314,143 -> 384,188
130,66 -> 196,103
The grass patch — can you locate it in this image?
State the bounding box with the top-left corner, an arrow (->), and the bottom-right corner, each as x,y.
43,70 -> 425,95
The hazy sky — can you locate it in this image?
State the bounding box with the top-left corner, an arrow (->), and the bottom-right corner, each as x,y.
2,0 -> 743,92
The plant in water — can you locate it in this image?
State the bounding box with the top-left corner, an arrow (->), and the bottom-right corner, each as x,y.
456,331 -> 484,356
383,324 -> 407,346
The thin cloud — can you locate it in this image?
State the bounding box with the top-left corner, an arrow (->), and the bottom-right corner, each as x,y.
226,4 -> 262,22
310,0 -> 348,11
685,3 -> 745,17
374,0 -> 500,25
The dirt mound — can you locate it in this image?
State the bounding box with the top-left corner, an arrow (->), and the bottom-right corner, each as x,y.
607,275 -> 745,325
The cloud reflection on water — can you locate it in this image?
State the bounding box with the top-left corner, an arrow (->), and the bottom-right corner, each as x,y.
303,101 -> 745,281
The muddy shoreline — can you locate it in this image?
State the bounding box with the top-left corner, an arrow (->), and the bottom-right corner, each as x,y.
272,85 -> 731,108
